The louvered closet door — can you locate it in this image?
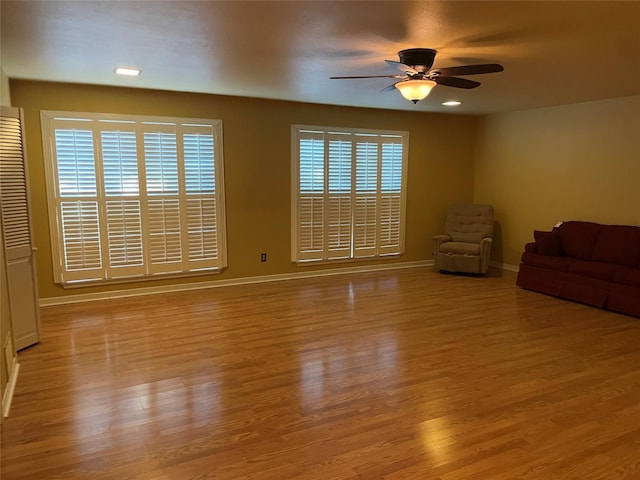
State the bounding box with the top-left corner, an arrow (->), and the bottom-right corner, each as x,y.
0,106 -> 41,350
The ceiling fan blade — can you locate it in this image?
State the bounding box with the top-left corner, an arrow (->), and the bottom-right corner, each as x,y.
433,63 -> 504,76
434,76 -> 481,89
330,74 -> 404,80
385,59 -> 418,74
380,81 -> 400,93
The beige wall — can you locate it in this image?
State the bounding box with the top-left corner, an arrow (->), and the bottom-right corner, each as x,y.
8,80 -> 640,300
0,68 -> 11,106
10,80 -> 477,300
474,95 -> 640,267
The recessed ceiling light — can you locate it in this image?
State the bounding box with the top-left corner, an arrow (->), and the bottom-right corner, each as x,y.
115,67 -> 141,76
441,100 -> 462,106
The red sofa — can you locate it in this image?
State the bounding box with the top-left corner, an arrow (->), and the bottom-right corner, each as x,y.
516,221 -> 640,318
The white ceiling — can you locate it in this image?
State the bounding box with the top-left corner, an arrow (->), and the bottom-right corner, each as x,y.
2,1 -> 639,115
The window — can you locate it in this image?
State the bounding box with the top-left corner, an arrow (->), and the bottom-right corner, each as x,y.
291,125 -> 408,263
41,111 -> 227,285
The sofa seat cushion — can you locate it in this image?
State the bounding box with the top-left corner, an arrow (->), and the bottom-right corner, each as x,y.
591,225 -> 640,267
557,221 -> 603,260
568,260 -> 616,281
612,266 -> 640,288
521,252 -> 571,271
439,242 -> 480,255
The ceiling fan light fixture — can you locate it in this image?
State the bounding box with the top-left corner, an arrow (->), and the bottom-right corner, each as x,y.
395,79 -> 436,104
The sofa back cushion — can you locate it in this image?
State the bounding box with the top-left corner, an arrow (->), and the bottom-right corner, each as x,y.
557,221 -> 603,260
591,225 -> 640,267
534,230 -> 564,256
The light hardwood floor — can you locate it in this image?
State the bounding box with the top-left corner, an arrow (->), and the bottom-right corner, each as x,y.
2,267 -> 640,479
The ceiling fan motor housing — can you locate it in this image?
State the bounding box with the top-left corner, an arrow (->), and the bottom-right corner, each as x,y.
398,48 -> 437,72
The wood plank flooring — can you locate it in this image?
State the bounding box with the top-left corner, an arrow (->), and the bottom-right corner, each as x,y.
2,267 -> 640,479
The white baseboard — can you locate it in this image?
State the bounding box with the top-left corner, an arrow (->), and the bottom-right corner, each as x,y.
40,260 -> 434,307
491,261 -> 519,272
2,360 -> 20,419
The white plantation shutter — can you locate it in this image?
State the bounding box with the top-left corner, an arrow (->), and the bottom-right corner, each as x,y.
299,136 -> 324,193
1,106 -> 42,349
379,141 -> 404,254
186,198 -> 217,262
105,200 -> 143,270
51,122 -> 103,282
292,125 -> 408,263
355,139 -> 378,192
184,133 -> 215,193
354,139 -> 378,257
55,127 -> 97,197
59,201 -> 103,280
298,196 -> 324,260
0,114 -> 31,254
148,198 -> 182,270
297,135 -> 325,261
183,131 -> 219,269
101,129 -> 139,195
353,196 -> 377,257
381,142 -> 403,192
41,112 -> 227,284
143,129 -> 182,272
101,126 -> 145,277
144,131 -> 179,195
327,196 -> 351,258
327,136 -> 352,259
379,195 -> 401,250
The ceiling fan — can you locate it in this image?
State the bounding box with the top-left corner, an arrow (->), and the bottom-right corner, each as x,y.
330,48 -> 504,103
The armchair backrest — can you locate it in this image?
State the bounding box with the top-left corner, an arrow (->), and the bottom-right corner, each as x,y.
444,204 -> 494,244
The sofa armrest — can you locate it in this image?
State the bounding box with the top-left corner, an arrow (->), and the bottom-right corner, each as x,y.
524,242 -> 538,254
432,234 -> 451,257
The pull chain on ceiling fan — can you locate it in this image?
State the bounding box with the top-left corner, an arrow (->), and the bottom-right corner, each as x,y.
330,48 -> 504,103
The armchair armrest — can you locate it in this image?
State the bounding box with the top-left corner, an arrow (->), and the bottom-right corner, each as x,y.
479,237 -> 493,273
524,242 -> 538,254
432,234 -> 451,257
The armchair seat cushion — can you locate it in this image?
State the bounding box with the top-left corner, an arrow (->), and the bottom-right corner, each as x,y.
440,242 -> 481,255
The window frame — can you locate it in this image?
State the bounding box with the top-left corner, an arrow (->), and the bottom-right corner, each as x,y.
291,124 -> 409,264
40,110 -> 227,286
